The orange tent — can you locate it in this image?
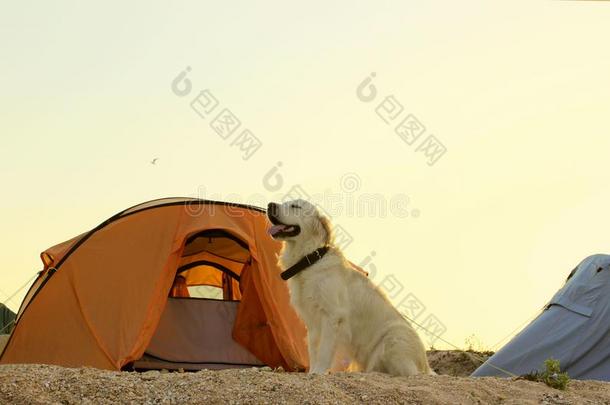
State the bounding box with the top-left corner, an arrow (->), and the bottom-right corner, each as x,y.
0,198 -> 308,371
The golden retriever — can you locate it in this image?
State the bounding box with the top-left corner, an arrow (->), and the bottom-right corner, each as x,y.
267,199 -> 434,376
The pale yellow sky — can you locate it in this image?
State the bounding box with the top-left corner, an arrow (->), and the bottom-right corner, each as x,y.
1,1 -> 610,350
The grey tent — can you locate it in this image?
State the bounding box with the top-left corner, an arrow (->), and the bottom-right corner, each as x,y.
0,304 -> 15,334
473,254 -> 610,381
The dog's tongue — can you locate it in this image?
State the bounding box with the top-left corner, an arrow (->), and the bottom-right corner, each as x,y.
268,224 -> 288,236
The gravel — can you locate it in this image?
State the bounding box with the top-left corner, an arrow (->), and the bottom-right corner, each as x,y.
1,351 -> 609,404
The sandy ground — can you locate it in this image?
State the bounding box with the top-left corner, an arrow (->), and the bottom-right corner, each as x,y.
0,351 -> 608,405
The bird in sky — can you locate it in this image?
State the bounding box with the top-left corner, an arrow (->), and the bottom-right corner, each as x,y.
151,158 -> 159,165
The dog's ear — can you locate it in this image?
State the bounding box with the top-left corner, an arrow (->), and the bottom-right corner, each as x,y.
313,211 -> 334,245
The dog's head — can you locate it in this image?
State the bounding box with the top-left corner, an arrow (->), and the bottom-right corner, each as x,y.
267,199 -> 333,245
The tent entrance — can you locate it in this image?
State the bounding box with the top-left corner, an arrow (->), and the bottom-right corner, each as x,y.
173,229 -> 251,301
132,229 -> 262,370
132,298 -> 264,370
177,260 -> 240,300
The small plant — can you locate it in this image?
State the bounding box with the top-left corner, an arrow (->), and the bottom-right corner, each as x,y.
465,334 -> 478,351
464,334 -> 493,356
519,358 -> 570,390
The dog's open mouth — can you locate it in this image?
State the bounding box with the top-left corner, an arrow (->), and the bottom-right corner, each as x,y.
267,213 -> 301,238
268,223 -> 300,238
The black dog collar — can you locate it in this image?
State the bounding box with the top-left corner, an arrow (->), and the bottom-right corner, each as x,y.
280,246 -> 330,280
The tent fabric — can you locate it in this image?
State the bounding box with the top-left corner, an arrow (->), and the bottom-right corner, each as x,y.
0,198 -> 308,371
132,354 -> 253,371
137,298 -> 264,368
472,254 -> 610,381
170,276 -> 190,298
0,304 -> 15,334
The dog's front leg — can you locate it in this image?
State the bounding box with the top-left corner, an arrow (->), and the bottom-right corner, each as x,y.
307,323 -> 321,372
309,315 -> 340,374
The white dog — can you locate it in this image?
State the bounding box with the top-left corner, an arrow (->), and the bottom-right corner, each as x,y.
267,199 -> 434,376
